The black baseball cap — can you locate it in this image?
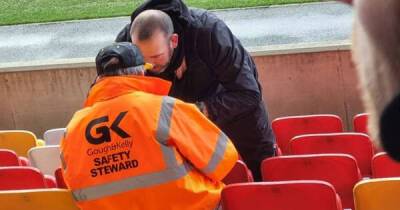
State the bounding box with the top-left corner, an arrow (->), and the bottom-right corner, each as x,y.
95,42 -> 145,76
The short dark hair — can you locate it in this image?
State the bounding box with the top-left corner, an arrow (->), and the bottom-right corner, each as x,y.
130,10 -> 174,41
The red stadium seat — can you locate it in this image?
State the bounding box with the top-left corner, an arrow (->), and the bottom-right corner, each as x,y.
0,149 -> 31,166
222,181 -> 342,210
223,160 -> 253,185
18,156 -> 30,166
272,114 -> 343,154
0,149 -> 20,166
372,152 -> 400,178
261,154 -> 361,209
44,175 -> 57,188
353,113 -> 368,134
0,167 -> 47,190
290,132 -> 374,177
55,168 -> 67,189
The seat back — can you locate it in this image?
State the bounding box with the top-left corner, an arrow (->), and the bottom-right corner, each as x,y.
372,152 -> 400,178
272,114 -> 343,154
28,145 -> 61,176
261,154 -> 361,209
222,181 -> 342,210
353,113 -> 382,153
354,178 -> 400,210
0,149 -> 20,166
290,133 -> 374,177
44,175 -> 57,188
0,189 -> 80,210
223,160 -> 253,185
0,130 -> 38,157
55,168 -> 67,188
0,167 -> 47,190
43,128 -> 66,145
353,113 -> 368,134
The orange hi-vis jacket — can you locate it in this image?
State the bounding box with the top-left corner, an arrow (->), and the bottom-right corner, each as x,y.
60,76 -> 238,210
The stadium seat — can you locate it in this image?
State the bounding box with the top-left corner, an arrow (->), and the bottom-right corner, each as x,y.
0,130 -> 39,157
44,175 -> 57,188
372,152 -> 400,178
43,128 -> 66,145
0,189 -> 79,210
353,113 -> 381,153
261,154 -> 361,209
353,113 -> 368,134
354,178 -> 400,210
0,149 -> 21,166
223,160 -> 253,184
28,145 -> 61,176
0,149 -> 30,166
272,114 -> 343,154
19,156 -> 30,166
0,167 -> 47,190
222,180 -> 342,210
290,132 -> 374,177
55,168 -> 67,189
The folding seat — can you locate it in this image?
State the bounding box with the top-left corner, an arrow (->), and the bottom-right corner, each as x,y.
222,180 -> 342,210
43,128 -> 66,145
28,145 -> 61,176
223,160 -> 253,185
0,167 -> 47,190
19,156 -> 30,166
0,149 -> 30,166
0,130 -> 39,157
353,113 -> 368,134
353,113 -> 382,153
371,152 -> 400,178
290,132 -> 374,177
272,114 -> 343,154
55,168 -> 68,189
261,154 -> 361,209
44,175 -> 57,188
0,189 -> 79,210
354,178 -> 400,210
0,149 -> 21,166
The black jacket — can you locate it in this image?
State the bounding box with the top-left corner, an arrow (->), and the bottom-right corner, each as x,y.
116,0 -> 275,180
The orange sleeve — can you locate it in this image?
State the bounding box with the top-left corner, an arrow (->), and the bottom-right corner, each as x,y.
168,99 -> 238,181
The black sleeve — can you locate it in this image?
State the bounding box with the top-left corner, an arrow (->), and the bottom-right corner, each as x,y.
199,19 -> 262,126
115,23 -> 131,42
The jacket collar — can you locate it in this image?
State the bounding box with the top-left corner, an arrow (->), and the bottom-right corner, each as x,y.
84,76 -> 171,107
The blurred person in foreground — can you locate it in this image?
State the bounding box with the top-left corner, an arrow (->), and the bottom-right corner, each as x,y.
340,0 -> 400,160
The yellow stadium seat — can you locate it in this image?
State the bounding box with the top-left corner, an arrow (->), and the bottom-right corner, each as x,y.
354,178 -> 400,210
0,130 -> 38,157
0,189 -> 79,210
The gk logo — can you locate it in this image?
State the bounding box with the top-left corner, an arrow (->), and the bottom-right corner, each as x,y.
85,111 -> 131,145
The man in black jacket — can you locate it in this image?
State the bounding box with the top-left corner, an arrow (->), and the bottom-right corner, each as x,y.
116,0 -> 275,181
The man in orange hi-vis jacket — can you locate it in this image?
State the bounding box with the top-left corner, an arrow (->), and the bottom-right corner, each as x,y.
60,42 -> 238,210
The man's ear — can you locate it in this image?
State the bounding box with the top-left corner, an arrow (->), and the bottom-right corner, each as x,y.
170,33 -> 178,49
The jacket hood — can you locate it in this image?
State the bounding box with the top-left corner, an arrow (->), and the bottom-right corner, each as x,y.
130,0 -> 192,27
84,76 -> 171,107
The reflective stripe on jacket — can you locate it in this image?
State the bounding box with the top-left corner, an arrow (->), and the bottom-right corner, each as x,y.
61,76 -> 238,210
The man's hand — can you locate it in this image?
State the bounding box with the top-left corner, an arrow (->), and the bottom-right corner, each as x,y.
175,58 -> 187,79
